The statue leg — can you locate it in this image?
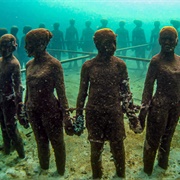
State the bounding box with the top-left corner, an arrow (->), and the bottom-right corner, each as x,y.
29,111 -> 50,170
143,107 -> 168,176
110,140 -> 125,178
143,139 -> 159,176
0,113 -> 11,155
4,102 -> 25,158
52,139 -> 65,175
48,123 -> 65,176
158,107 -> 179,169
90,141 -> 104,179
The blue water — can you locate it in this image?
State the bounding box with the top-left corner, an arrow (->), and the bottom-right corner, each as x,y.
1,0 -> 180,40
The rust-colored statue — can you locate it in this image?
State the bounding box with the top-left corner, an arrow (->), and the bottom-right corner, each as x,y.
139,26 -> 180,176
76,28 -> 142,179
25,28 -> 71,175
0,34 -> 25,158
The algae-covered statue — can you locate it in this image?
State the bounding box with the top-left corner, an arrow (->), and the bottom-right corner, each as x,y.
76,28 -> 142,179
0,34 -> 25,158
25,28 -> 72,175
139,26 -> 180,176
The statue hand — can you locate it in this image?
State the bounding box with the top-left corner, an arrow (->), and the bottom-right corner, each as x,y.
129,117 -> 143,134
64,114 -> 74,136
17,103 -> 29,129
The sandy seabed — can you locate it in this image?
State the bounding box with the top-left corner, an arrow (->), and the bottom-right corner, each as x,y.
0,58 -> 180,180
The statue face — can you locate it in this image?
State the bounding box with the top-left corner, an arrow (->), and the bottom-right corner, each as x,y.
25,39 -> 35,57
25,29 -> 51,57
0,41 -> 14,58
25,38 -> 46,57
159,30 -> 177,53
98,36 -> 116,56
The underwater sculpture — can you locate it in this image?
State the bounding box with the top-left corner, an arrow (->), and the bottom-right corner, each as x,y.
50,22 -> 65,60
97,18 -> 109,30
138,26 -> 180,176
24,28 -> 72,175
10,26 -> 20,60
0,34 -> 25,158
19,25 -> 32,67
75,28 -> 142,179
170,20 -> 180,56
115,20 -> 130,56
132,20 -> 147,69
80,20 -> 95,65
38,23 -> 46,28
0,28 -> 8,37
65,19 -> 79,68
148,21 -> 161,58
10,26 -> 19,46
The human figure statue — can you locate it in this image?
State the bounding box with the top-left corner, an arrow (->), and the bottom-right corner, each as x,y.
0,28 -> 8,37
132,20 -> 147,69
38,23 -> 46,28
25,28 -> 72,175
10,26 -> 19,45
138,26 -> 180,176
115,21 -> 130,56
80,20 -> 95,64
19,25 -> 32,67
170,20 -> 180,55
97,18 -> 108,30
0,28 -> 8,58
0,34 -> 26,158
65,19 -> 79,68
10,26 -> 20,59
148,21 -> 161,58
50,22 -> 65,61
76,28 -> 142,179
